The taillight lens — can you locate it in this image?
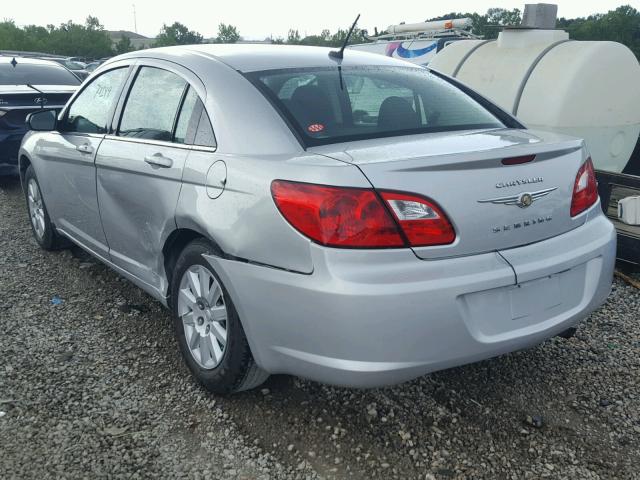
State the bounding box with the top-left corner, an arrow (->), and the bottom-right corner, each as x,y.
570,158 -> 598,217
380,191 -> 456,246
271,180 -> 455,248
271,181 -> 404,247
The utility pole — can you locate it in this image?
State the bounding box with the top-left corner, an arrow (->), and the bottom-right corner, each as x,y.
133,4 -> 138,33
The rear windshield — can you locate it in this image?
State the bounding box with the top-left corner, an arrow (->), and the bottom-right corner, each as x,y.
247,66 -> 507,147
0,63 -> 81,86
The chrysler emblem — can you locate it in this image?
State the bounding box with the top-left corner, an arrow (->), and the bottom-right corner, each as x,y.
519,193 -> 533,208
478,187 -> 557,208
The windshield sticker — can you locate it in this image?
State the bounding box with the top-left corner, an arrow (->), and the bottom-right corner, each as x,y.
307,123 -> 325,133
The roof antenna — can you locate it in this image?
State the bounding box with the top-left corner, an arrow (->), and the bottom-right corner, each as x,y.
329,14 -> 360,60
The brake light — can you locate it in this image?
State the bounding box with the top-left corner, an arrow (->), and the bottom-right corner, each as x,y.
570,158 -> 598,217
271,180 -> 456,248
271,181 -> 404,247
502,154 -> 535,166
380,191 -> 456,246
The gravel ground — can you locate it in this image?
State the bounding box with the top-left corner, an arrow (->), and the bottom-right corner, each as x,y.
1,175 -> 639,480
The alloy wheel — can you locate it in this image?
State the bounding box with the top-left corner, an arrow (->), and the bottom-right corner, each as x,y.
27,179 -> 46,240
177,264 -> 228,369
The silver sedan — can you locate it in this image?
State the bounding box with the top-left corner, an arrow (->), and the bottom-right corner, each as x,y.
18,45 -> 616,393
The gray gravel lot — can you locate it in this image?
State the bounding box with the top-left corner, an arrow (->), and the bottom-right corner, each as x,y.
1,175 -> 639,480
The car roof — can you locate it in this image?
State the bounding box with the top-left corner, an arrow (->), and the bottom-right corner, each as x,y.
114,43 -> 417,73
0,56 -> 66,67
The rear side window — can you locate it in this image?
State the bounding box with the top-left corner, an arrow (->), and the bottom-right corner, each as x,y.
0,63 -> 80,86
174,86 -> 216,147
118,67 -> 186,141
193,109 -> 216,147
248,66 -> 506,147
64,67 -> 128,134
174,87 -> 199,144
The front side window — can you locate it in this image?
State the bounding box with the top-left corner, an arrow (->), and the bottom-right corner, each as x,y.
248,66 -> 507,147
63,67 -> 128,134
118,67 -> 187,141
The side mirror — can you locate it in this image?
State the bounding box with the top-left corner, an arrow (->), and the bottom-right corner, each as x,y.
27,109 -> 57,131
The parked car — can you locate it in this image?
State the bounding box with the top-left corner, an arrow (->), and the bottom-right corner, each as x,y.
19,45 -> 615,393
85,61 -> 103,73
0,56 -> 79,175
42,57 -> 90,80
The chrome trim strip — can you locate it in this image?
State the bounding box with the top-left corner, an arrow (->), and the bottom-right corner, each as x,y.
103,134 -> 217,152
478,187 -> 558,206
0,105 -> 66,110
103,134 -> 193,151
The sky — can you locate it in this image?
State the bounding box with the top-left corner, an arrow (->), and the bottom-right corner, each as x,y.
4,0 -> 639,40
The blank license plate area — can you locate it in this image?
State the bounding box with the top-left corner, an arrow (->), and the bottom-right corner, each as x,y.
510,274 -> 562,321
458,263 -> 586,340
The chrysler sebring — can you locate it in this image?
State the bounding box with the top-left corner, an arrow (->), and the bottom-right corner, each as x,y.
19,45 -> 615,393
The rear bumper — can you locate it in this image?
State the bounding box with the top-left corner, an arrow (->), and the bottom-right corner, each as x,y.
205,213 -> 616,388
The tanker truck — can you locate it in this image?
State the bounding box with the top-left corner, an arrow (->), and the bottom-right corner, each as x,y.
374,4 -> 640,264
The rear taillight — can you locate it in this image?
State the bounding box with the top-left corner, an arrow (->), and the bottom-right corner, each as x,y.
271,180 -> 455,248
570,158 -> 598,217
380,191 -> 455,246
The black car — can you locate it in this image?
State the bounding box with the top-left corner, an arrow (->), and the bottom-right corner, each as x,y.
0,56 -> 79,175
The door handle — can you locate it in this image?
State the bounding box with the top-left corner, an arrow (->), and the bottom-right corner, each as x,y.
76,143 -> 94,154
144,153 -> 173,168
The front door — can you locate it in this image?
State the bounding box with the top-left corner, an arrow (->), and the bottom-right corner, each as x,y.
96,62 -> 204,293
37,66 -> 131,258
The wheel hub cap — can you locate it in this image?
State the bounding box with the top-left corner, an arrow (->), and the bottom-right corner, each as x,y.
177,265 -> 228,369
27,179 -> 46,240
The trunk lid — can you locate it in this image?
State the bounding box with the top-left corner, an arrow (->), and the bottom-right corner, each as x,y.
311,128 -> 589,259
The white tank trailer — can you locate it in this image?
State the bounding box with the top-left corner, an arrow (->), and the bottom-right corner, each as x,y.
430,3 -> 640,264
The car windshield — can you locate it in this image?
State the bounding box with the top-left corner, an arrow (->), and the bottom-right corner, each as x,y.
63,60 -> 86,70
0,63 -> 80,86
247,66 -> 507,147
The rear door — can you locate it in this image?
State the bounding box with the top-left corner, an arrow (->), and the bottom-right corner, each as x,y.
35,65 -> 131,257
96,61 -> 205,292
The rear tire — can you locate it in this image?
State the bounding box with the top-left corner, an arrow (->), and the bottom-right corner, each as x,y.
170,238 -> 269,394
24,165 -> 69,251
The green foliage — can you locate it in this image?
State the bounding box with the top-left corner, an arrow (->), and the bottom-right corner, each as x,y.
114,35 -> 134,54
558,5 -> 640,60
154,22 -> 203,47
426,8 -> 522,39
0,17 -> 113,58
215,23 -> 240,43
286,29 -> 301,45
288,26 -> 369,47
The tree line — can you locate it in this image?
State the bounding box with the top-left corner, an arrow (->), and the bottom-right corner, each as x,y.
0,5 -> 638,60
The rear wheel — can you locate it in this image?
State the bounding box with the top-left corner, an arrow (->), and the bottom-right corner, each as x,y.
170,238 -> 268,394
24,165 -> 68,250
